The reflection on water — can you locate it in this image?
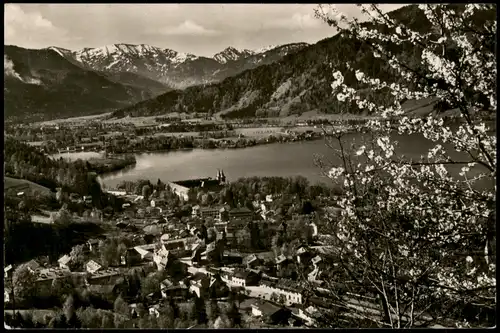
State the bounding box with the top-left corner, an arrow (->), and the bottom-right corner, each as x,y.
94,133 -> 494,191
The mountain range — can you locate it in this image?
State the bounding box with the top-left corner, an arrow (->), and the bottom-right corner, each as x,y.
5,4 -> 490,123
48,42 -> 308,89
112,5 -> 431,120
4,42 -> 308,122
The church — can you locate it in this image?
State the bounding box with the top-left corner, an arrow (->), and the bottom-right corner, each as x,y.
168,169 -> 228,201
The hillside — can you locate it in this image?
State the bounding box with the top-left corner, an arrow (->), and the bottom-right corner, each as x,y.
111,5 -> 434,120
4,176 -> 55,198
3,41 -> 308,122
4,46 -> 165,123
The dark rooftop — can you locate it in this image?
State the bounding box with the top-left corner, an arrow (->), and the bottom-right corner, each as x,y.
233,269 -> 252,279
260,278 -> 304,293
252,300 -> 282,315
276,279 -> 304,293
229,207 -> 252,214
191,272 -> 208,282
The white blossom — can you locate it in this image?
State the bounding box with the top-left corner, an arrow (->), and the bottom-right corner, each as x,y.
319,3 -> 496,326
355,145 -> 366,156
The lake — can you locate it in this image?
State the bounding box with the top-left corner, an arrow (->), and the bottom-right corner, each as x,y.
94,132 -> 494,189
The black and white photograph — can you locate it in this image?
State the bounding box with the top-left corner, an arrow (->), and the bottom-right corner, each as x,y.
4,3 -> 496,329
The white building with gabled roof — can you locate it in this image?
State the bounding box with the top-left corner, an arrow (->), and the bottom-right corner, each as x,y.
86,260 -> 102,274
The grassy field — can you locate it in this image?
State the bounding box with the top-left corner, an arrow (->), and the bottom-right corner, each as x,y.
4,177 -> 54,198
234,127 -> 283,138
103,115 -> 160,126
32,98 -> 441,131
35,113 -> 112,126
151,131 -> 200,138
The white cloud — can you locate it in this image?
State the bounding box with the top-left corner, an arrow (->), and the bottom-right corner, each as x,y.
4,55 -> 23,81
4,4 -> 67,46
265,12 -> 325,30
158,20 -> 219,36
4,55 -> 42,85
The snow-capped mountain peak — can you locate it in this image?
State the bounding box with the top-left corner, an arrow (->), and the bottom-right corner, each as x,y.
213,46 -> 255,64
46,46 -> 73,57
253,44 -> 278,54
41,42 -> 309,90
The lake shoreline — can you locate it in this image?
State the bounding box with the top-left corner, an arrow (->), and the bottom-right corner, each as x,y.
106,136 -> 326,158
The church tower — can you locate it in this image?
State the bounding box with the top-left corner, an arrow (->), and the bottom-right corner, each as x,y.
216,169 -> 226,185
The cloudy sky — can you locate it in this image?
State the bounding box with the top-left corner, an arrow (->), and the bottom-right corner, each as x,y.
5,4 -> 403,57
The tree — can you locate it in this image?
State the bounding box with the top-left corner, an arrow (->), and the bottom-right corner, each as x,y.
316,4 -> 496,328
142,185 -> 152,199
114,296 -> 130,318
157,178 -> 166,191
271,234 -> 283,257
225,300 -> 241,328
192,296 -> 208,324
101,312 -> 114,328
301,200 -> 314,215
18,199 -> 29,213
12,264 -> 36,301
77,306 -> 101,328
141,272 -> 162,296
99,240 -> 118,268
213,315 -> 232,328
48,312 -> 68,328
63,294 -> 80,328
206,228 -> 217,243
51,277 -> 74,302
117,243 -> 128,265
206,299 -> 220,322
56,187 -> 69,203
138,316 -> 149,329
158,304 -> 175,328
54,206 -> 72,225
135,303 -> 147,318
69,244 -> 87,271
201,193 -> 209,205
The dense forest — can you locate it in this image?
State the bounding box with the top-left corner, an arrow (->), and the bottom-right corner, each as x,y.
5,138 -> 99,194
4,137 -> 131,215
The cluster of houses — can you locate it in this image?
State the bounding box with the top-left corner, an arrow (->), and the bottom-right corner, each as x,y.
4,239 -> 125,303
114,230 -> 339,326
5,222 -> 378,328
5,170 -> 369,328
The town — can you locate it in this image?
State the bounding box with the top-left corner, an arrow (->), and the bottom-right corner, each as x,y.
5,167 -> 368,328
4,3 -> 496,330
